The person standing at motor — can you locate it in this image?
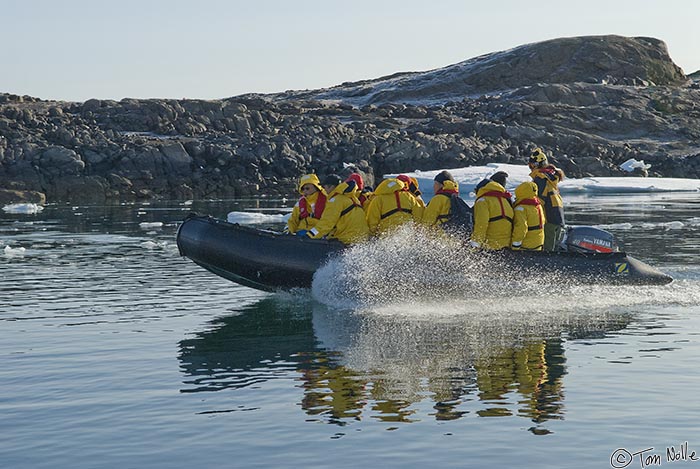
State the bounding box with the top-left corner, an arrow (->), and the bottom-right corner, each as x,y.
511,181 -> 545,251
422,170 -> 459,227
470,171 -> 513,250
528,148 -> 566,251
287,173 -> 327,236
306,174 -> 369,244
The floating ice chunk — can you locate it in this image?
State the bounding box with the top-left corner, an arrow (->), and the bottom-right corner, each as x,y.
4,245 -> 26,256
391,163 -> 700,197
227,211 -> 289,224
662,221 -> 685,230
596,222 -> 634,230
2,203 -> 44,214
141,240 -> 168,249
620,158 -> 652,172
138,222 -> 163,229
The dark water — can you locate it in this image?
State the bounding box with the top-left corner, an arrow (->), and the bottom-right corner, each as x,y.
1,193 -> 699,469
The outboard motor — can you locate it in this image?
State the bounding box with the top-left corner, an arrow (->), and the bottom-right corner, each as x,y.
564,226 -> 619,253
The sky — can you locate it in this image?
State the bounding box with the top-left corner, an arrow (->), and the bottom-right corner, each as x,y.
2,0 -> 699,102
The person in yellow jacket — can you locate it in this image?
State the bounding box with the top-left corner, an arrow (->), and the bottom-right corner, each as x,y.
365,177 -> 424,235
470,171 -> 513,250
422,170 -> 459,227
408,177 -> 426,208
511,181 -> 545,251
306,174 -> 369,244
344,173 -> 373,209
528,148 -> 566,251
396,174 -> 426,208
287,173 -> 327,235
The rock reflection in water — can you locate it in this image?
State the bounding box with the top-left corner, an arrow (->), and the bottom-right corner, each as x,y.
177,297 -> 631,432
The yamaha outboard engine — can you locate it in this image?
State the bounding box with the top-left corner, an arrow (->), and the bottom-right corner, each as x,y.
564,226 -> 619,253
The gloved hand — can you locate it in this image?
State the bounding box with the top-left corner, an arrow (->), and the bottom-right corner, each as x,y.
296,230 -> 308,237
511,241 -> 522,249
468,240 -> 481,249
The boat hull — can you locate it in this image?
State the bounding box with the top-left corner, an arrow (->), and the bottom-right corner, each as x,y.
176,215 -> 672,291
177,214 -> 345,292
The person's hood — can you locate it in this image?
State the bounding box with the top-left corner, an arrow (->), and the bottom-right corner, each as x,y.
328,181 -> 356,198
439,180 -> 459,192
514,181 -> 538,202
373,178 -> 405,195
297,173 -> 323,194
396,174 -> 411,188
409,177 -> 420,193
302,190 -> 322,205
476,180 -> 506,198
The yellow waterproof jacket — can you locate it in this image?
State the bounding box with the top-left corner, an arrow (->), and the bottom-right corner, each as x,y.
345,184 -> 372,210
422,180 -> 459,227
530,166 -> 565,226
308,182 -> 369,244
359,189 -> 375,210
408,177 -> 426,208
287,190 -> 326,234
511,182 -> 545,251
413,194 -> 426,208
365,178 -> 424,235
471,180 -> 514,250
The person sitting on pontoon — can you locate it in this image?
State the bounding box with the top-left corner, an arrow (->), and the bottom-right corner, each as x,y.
287,173 -> 327,236
305,174 -> 369,244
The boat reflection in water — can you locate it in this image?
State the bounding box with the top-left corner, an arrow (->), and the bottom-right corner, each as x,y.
308,306 -> 573,430
177,296 -> 631,433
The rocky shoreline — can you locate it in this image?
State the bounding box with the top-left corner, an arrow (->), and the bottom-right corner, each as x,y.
1,35 -> 699,204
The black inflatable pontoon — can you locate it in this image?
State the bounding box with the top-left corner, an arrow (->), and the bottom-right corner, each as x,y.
176,214 -> 672,291
176,214 -> 345,291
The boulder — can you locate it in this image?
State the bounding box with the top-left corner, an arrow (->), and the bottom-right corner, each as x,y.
160,142 -> 193,173
0,189 -> 46,205
38,147 -> 85,176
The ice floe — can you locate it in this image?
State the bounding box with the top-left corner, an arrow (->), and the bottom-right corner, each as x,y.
2,203 -> 44,214
388,163 -> 700,197
4,245 -> 26,257
138,222 -> 163,229
227,211 -> 290,224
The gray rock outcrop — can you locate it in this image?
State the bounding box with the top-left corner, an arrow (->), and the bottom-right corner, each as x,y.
1,35 -> 698,204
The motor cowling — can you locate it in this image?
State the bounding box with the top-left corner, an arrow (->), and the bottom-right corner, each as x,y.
565,226 -> 619,253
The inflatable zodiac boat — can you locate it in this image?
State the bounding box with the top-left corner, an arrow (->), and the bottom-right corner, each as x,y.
176,214 -> 672,292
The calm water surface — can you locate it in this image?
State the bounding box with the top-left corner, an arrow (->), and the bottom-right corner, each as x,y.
1,193 -> 699,469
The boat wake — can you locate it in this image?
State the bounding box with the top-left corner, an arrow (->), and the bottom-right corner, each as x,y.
311,224 -> 698,314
